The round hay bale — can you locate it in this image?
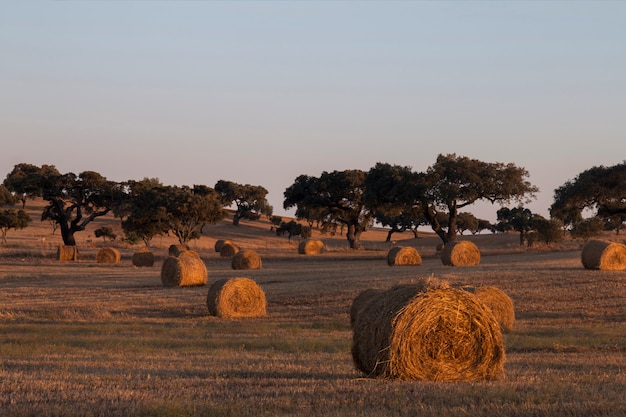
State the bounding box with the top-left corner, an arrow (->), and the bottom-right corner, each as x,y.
57,244 -> 78,261
132,249 -> 154,267
96,247 -> 121,264
298,239 -> 325,254
473,286 -> 515,332
214,239 -> 233,253
351,284 -> 504,381
581,239 -> 626,271
207,277 -> 267,318
168,244 -> 189,257
441,240 -> 481,266
160,255 -> 208,287
387,246 -> 422,266
220,242 -> 240,257
232,250 -> 262,270
177,250 -> 201,259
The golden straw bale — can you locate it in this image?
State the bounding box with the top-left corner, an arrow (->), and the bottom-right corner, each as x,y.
351,283 -> 504,381
214,239 -> 232,253
220,242 -> 240,257
298,239 -> 325,255
160,255 -> 208,287
441,240 -> 481,266
57,244 -> 78,261
177,250 -> 200,259
132,249 -> 154,267
96,247 -> 121,264
387,246 -> 422,266
473,286 -> 515,332
581,239 -> 626,271
168,244 -> 189,257
207,277 -> 267,318
232,250 -> 262,270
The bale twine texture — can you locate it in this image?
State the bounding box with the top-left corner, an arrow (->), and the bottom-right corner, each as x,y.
207,277 -> 267,318
214,239 -> 233,253
298,239 -> 325,255
441,240 -> 481,266
473,286 -> 515,332
57,244 -> 78,261
387,246 -> 422,266
220,242 -> 240,257
351,280 -> 504,381
581,239 -> 626,271
96,247 -> 121,264
168,244 -> 189,257
132,249 -> 154,267
161,255 -> 208,287
232,250 -> 262,270
177,250 -> 201,259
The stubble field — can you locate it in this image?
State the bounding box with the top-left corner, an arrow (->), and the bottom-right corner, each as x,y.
1,205 -> 625,416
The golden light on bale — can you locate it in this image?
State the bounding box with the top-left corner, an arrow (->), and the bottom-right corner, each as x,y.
232,250 -> 262,270
177,250 -> 201,259
132,249 -> 154,267
220,242 -> 240,257
351,281 -> 504,382
214,239 -> 232,253
206,277 -> 267,318
387,246 -> 422,266
473,286 -> 515,332
581,239 -> 626,271
96,247 -> 121,264
160,255 -> 208,287
298,239 -> 325,255
168,244 -> 189,257
57,244 -> 78,261
441,240 -> 481,266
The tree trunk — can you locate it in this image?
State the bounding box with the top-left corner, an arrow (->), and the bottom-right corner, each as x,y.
232,213 -> 240,226
59,222 -> 77,246
346,224 -> 361,249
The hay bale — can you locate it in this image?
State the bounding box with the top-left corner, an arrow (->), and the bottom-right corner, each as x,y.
96,247 -> 121,264
441,240 -> 481,266
220,242 -> 240,257
214,239 -> 233,253
132,249 -> 154,267
581,239 -> 626,271
160,255 -> 208,287
473,286 -> 515,332
177,250 -> 200,259
387,246 -> 422,266
168,244 -> 189,257
232,250 -> 262,270
207,277 -> 267,318
298,239 -> 325,254
351,282 -> 504,381
57,244 -> 78,261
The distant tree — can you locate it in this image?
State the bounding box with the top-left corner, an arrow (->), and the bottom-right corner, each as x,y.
0,185 -> 17,206
472,219 -> 493,235
529,216 -> 564,246
215,180 -> 273,226
94,226 -> 116,242
456,212 -> 479,235
496,207 -> 534,246
0,208 -> 31,243
569,217 -> 604,240
3,163 -> 59,208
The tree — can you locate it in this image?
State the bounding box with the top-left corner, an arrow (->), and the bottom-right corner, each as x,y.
0,185 -> 17,206
419,154 -> 538,244
94,226 -> 116,242
528,216 -> 564,246
551,162 -> 626,228
214,180 -> 273,225
284,170 -> 373,249
456,212 -> 479,235
0,209 -> 31,243
496,207 -> 534,246
4,165 -> 123,246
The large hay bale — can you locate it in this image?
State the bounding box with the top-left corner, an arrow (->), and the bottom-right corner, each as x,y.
387,246 -> 422,266
207,277 -> 267,318
177,250 -> 200,259
351,283 -> 504,381
441,240 -> 481,266
57,244 -> 78,261
581,239 -> 626,271
160,255 -> 208,287
214,239 -> 232,253
232,250 -> 262,270
220,242 -> 240,257
298,239 -> 325,255
168,244 -> 189,257
96,247 -> 121,264
132,249 -> 154,267
473,286 -> 515,332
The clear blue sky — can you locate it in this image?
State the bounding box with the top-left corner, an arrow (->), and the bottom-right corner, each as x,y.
2,1 -> 625,222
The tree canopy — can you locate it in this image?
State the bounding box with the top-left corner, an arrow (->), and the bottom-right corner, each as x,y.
215,180 -> 272,225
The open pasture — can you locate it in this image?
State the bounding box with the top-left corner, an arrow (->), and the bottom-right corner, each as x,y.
1,215 -> 625,416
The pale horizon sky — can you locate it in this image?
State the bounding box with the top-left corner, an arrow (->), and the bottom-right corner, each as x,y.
2,1 -> 625,223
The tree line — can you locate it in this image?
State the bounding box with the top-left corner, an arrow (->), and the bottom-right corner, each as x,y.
1,155 -> 625,249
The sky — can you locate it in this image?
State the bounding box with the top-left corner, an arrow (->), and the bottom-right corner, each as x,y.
1,1 -> 625,222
